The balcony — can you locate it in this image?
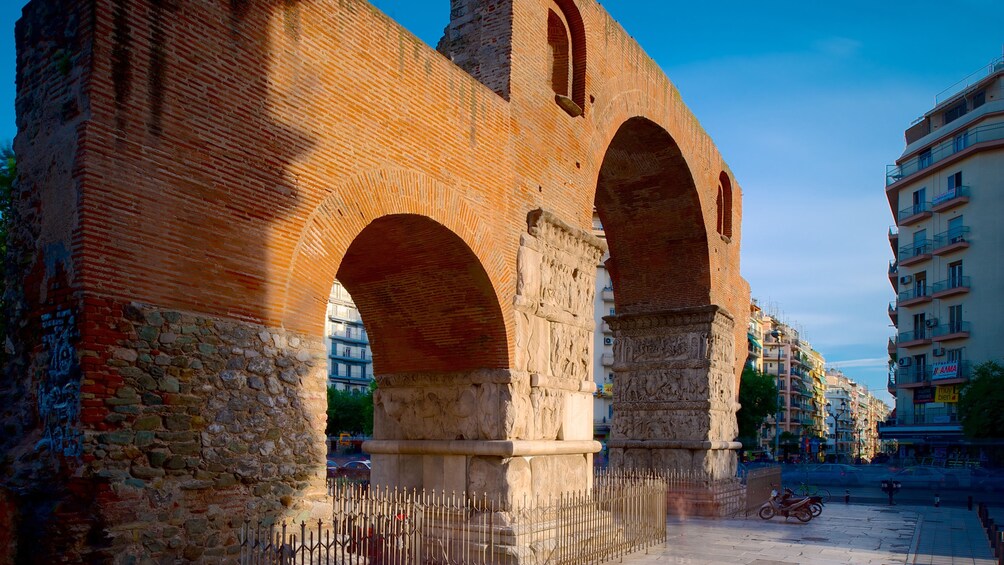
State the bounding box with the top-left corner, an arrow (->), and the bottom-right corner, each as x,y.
932,226 -> 970,255
897,408 -> 959,426
895,365 -> 931,386
897,286 -> 931,308
601,354 -> 614,366
931,321 -> 970,341
887,302 -> 897,324
897,329 -> 931,348
898,239 -> 933,267
931,186 -> 970,213
887,337 -> 897,355
931,276 -> 970,298
886,121 -> 1004,186
931,360 -> 971,384
888,227 -> 899,254
888,261 -> 898,290
897,202 -> 932,226
329,350 -> 372,362
601,287 -> 614,301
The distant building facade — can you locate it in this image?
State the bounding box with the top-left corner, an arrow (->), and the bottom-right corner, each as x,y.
592,213 -> 614,444
325,281 -> 372,391
881,56 -> 1004,461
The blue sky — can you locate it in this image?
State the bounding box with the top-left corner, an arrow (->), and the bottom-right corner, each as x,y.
3,1 -> 1003,404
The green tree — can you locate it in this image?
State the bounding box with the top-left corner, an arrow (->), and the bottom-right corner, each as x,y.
735,366 -> 778,446
958,361 -> 1004,439
326,385 -> 374,436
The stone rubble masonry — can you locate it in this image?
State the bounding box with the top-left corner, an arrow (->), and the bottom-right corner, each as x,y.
81,298 -> 329,561
4,0 -> 750,561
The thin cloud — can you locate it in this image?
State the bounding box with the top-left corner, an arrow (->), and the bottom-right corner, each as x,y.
826,358 -> 890,369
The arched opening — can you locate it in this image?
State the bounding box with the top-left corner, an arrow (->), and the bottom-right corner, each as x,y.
594,117 -> 710,313
547,9 -> 571,98
595,118 -> 738,483
717,171 -> 733,239
548,0 -> 586,113
336,214 -> 508,375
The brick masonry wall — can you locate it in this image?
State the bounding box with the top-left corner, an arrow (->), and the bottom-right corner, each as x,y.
5,0 -> 750,560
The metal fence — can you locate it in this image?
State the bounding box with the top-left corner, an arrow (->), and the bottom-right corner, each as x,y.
238,471 -> 667,564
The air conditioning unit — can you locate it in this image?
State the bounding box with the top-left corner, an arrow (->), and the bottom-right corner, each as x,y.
925,318 -> 939,328
603,337 -> 613,345
900,275 -> 913,284
898,357 -> 912,367
933,348 -> 946,357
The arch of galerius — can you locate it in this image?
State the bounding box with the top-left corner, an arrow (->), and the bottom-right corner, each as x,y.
0,0 -> 748,560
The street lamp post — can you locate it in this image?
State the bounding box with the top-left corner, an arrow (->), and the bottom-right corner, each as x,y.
827,399 -> 847,463
772,329 -> 783,462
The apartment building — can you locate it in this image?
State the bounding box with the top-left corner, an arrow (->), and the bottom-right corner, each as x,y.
325,281 -> 373,391
747,300 -> 765,372
592,213 -> 615,443
762,319 -> 826,458
882,56 -> 1004,460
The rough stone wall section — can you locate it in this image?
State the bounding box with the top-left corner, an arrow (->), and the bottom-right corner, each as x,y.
77,299 -> 328,561
437,0 -> 513,99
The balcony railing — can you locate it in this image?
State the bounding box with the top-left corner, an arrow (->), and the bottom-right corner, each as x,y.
899,240 -> 933,263
932,276 -> 970,296
898,329 -> 929,343
898,408 -> 960,426
935,55 -> 1004,104
897,286 -> 930,304
898,202 -> 932,223
933,226 -> 970,251
887,121 -> 1004,185
931,186 -> 970,212
896,366 -> 931,385
932,321 -> 970,339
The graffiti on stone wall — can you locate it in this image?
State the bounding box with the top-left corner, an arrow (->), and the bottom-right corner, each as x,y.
36,308 -> 82,457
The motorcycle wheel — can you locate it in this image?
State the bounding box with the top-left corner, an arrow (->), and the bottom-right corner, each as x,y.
794,507 -> 812,522
809,502 -> 823,517
758,505 -> 775,520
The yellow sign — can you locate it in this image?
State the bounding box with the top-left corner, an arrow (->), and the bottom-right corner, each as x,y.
603,383 -> 613,397
935,385 -> 960,403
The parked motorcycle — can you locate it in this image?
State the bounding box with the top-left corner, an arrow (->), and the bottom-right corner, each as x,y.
758,489 -> 814,522
780,487 -> 824,517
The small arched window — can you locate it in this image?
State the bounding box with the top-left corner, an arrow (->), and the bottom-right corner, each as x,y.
717,171 -> 733,239
547,9 -> 570,98
548,0 -> 586,116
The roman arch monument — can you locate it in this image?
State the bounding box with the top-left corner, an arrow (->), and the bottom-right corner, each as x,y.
0,0 -> 749,560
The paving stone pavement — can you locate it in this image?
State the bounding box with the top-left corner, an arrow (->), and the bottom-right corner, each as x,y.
612,504 -> 996,565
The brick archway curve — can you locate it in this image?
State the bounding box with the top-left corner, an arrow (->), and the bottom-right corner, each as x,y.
280,167 -> 513,358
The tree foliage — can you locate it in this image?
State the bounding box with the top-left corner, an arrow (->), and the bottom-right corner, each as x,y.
958,361 -> 1004,439
326,385 -> 374,436
736,366 -> 778,444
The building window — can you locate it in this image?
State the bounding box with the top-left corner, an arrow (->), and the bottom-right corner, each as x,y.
946,348 -> 963,363
953,133 -> 969,153
948,171 -> 962,190
912,313 -> 926,338
912,228 -> 927,256
913,271 -> 927,298
716,172 -> 733,239
948,216 -> 964,242
948,304 -> 962,333
918,149 -> 932,170
547,0 -> 586,115
912,187 -> 926,214
948,261 -> 963,287
972,90 -> 985,109
943,101 -> 966,124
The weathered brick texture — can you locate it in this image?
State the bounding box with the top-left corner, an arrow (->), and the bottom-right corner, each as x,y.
4,0 -> 749,560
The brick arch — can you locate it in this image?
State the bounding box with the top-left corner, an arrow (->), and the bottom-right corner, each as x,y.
594,116 -> 711,313
280,168 -> 511,367
337,214 -> 509,374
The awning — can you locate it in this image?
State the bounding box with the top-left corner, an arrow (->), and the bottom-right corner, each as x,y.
747,333 -> 762,349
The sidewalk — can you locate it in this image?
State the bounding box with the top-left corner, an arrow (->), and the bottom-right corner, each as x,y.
615,503 -> 996,565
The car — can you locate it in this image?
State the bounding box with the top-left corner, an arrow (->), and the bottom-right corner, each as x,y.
881,466 -> 959,490
343,460 -> 371,470
326,459 -> 341,478
803,464 -> 864,485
